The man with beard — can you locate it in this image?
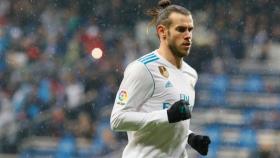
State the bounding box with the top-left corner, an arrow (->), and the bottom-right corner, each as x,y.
110,0 -> 211,157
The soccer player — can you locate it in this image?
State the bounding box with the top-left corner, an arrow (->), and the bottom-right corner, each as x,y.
110,0 -> 211,157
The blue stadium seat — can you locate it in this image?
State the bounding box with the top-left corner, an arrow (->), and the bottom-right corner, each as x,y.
244,74 -> 264,93
239,128 -> 257,149
55,134 -> 77,158
210,74 -> 229,105
243,110 -> 255,125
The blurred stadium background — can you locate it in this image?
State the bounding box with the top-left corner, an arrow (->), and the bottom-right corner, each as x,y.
0,0 -> 279,158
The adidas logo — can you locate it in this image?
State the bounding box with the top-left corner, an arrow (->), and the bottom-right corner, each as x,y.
165,81 -> 173,88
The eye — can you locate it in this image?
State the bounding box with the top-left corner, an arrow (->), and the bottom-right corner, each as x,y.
188,27 -> 193,32
176,27 -> 186,33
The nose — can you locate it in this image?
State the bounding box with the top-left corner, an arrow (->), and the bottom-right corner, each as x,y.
184,31 -> 192,40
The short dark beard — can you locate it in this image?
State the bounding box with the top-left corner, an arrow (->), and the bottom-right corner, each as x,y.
168,41 -> 185,58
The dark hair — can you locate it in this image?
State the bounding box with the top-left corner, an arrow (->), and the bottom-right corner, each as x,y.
146,0 -> 191,31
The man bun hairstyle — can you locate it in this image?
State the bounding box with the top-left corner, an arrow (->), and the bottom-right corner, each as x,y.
146,0 -> 191,32
158,0 -> 172,9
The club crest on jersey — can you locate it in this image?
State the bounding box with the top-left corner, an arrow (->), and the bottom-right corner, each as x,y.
158,66 -> 169,78
116,90 -> 128,105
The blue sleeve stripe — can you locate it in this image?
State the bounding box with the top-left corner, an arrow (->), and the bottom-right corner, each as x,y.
139,55 -> 157,62
143,57 -> 159,64
138,54 -> 157,62
140,55 -> 158,63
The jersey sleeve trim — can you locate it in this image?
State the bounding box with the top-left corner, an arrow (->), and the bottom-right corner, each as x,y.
139,61 -> 155,98
138,53 -> 160,65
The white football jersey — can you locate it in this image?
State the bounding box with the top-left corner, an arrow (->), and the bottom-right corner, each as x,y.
110,50 -> 198,158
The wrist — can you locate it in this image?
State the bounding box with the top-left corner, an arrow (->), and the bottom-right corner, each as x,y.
188,133 -> 196,145
167,109 -> 179,123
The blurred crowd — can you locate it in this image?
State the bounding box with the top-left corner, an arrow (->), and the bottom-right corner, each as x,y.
0,0 -> 279,157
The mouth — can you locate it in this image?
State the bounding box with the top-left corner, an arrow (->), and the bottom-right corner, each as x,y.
182,42 -> 191,48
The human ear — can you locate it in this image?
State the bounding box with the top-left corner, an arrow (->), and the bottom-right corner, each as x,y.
157,25 -> 167,39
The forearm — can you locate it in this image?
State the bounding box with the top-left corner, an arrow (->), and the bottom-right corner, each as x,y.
110,109 -> 168,131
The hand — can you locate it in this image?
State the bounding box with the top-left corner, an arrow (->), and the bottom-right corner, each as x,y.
167,100 -> 191,123
188,133 -> 211,156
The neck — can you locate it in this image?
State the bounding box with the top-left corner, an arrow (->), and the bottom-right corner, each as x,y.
158,43 -> 182,69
